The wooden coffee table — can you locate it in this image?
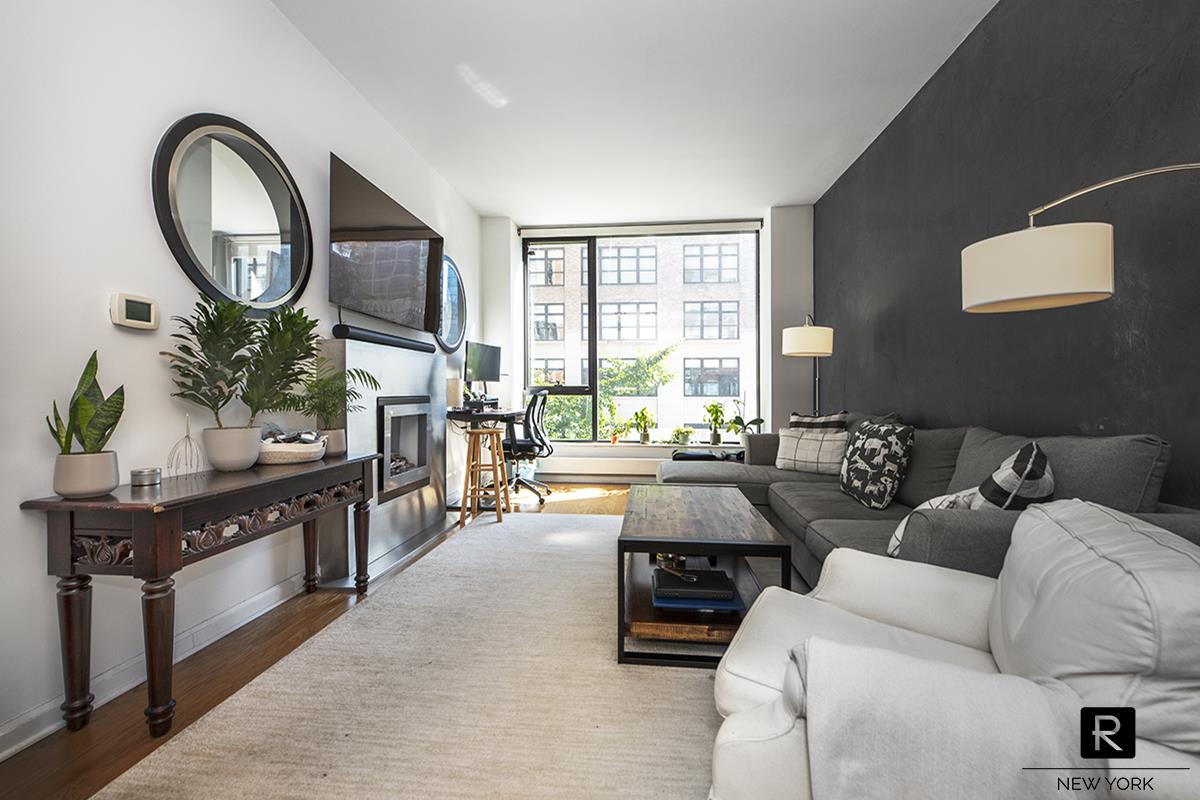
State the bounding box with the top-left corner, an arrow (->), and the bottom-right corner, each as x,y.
617,484 -> 790,668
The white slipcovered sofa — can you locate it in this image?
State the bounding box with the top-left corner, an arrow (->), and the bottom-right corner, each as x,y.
710,500 -> 1200,800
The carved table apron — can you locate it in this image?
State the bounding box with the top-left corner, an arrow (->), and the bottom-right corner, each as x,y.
21,455 -> 380,738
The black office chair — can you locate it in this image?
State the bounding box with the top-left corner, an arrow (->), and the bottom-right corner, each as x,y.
502,390 -> 555,504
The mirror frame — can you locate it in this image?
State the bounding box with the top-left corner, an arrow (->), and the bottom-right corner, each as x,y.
435,254 -> 467,353
152,112 -> 313,311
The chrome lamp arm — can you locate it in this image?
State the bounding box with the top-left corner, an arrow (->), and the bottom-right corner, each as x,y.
1027,162 -> 1200,226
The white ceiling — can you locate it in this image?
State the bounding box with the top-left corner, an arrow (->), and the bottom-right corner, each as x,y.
273,0 -> 998,225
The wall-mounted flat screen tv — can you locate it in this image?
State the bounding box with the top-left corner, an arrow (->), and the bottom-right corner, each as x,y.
329,154 -> 443,332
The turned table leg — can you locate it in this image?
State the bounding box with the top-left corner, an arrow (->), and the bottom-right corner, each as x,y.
141,577 -> 176,737
353,500 -> 370,594
303,519 -> 319,594
56,575 -> 94,731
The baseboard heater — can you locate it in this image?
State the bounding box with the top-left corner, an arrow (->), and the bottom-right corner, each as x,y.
332,323 -> 436,353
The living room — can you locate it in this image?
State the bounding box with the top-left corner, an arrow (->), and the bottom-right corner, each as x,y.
3,1 -> 1199,798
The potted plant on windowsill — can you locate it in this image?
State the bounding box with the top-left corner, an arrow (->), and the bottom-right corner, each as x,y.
726,399 -> 764,449
162,296 -> 319,471
703,402 -> 726,446
669,426 -> 693,446
631,407 -> 655,444
290,357 -> 381,457
608,420 -> 629,445
46,351 -> 125,498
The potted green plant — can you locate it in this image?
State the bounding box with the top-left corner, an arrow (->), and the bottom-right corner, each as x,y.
631,407 -> 655,444
46,351 -> 125,498
290,357 -> 381,456
608,420 -> 629,445
726,399 -> 765,449
163,296 -> 319,471
669,426 -> 693,445
703,402 -> 726,445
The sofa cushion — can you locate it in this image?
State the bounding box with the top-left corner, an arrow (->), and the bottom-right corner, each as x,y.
895,427 -> 968,507
844,410 -> 900,435
805,520 -> 896,562
715,586 -> 997,717
768,483 -> 911,547
991,500 -> 1200,753
947,427 -> 1170,512
657,460 -> 834,505
775,426 -> 848,474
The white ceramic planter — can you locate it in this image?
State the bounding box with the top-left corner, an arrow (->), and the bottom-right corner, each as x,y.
321,429 -> 347,458
202,427 -> 262,472
53,451 -> 120,498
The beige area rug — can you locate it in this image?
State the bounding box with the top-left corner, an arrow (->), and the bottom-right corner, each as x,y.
98,514 -> 722,799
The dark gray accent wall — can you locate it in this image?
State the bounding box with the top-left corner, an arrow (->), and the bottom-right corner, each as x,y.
814,0 -> 1200,506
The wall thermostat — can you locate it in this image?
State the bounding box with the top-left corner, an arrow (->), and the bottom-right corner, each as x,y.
110,293 -> 159,330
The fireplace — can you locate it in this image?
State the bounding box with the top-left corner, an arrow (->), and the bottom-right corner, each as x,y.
378,395 -> 432,503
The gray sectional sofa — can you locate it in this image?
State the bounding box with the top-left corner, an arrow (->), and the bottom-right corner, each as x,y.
657,416 -> 1199,589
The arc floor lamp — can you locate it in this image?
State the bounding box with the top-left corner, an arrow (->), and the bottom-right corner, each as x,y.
961,162 -> 1200,312
782,315 -> 834,415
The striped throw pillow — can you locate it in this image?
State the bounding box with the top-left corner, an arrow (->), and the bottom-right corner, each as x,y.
788,411 -> 849,431
978,441 -> 1054,509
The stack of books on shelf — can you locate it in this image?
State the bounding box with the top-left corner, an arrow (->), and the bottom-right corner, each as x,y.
651,568 -> 744,612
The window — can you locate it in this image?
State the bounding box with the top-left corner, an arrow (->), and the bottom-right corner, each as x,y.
580,246 -> 589,285
581,303 -> 588,340
684,358 -> 740,396
600,245 -> 656,284
528,247 -> 564,286
532,303 -> 564,340
531,358 -> 565,385
599,302 -> 656,340
684,243 -> 738,283
684,301 -> 739,339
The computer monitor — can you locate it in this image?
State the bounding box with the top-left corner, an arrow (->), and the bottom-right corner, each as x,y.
464,341 -> 501,383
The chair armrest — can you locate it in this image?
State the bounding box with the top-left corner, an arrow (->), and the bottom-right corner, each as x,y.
897,509 -> 1020,577
746,433 -> 779,465
809,548 -> 995,652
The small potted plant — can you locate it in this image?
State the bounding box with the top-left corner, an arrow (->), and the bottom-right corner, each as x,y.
608,420 -> 629,445
290,357 -> 381,457
726,399 -> 765,449
703,402 -> 726,445
669,426 -> 693,445
46,351 -> 124,498
631,407 -> 655,444
163,295 -> 319,471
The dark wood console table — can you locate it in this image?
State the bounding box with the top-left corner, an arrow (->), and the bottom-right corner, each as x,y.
20,454 -> 380,738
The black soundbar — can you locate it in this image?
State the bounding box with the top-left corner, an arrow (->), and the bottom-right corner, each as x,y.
332,323 -> 436,353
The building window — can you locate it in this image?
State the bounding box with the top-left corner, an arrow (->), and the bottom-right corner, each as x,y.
581,303 -> 589,340
532,303 -> 564,341
580,246 -> 589,285
683,243 -> 738,283
531,358 -> 565,385
684,358 -> 740,396
600,245 -> 656,284
684,301 -> 739,339
599,302 -> 656,340
528,247 -> 564,286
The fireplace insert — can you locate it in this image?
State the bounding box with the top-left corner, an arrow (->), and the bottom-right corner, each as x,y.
377,395 -> 432,503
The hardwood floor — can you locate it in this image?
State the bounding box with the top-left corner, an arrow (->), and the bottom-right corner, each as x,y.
0,482 -> 629,800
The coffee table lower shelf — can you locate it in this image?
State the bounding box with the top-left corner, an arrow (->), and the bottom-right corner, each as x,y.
619,553 -> 764,669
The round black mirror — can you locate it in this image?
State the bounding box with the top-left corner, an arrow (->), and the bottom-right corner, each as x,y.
152,113 -> 312,310
436,254 -> 467,352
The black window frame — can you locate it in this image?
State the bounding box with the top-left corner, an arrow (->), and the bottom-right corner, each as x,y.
683,300 -> 739,340
531,302 -> 565,341
683,242 -> 739,283
683,357 -> 741,397
598,301 -> 657,341
527,246 -> 565,286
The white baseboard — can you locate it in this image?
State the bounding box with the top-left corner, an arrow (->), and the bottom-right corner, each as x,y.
0,571 -> 306,763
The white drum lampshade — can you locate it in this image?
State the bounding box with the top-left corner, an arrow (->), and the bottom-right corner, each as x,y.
782,323 -> 834,357
961,222 -> 1114,313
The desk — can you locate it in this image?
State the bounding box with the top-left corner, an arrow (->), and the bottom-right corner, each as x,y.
20,454 -> 380,738
447,407 -> 524,429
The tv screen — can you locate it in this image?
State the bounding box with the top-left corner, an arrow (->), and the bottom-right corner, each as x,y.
329,154 -> 443,331
464,341 -> 501,383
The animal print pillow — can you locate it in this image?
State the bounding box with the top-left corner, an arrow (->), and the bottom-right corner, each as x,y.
839,421 -> 915,509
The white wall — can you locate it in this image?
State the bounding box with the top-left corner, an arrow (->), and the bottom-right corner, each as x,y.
767,205 -> 817,426
0,0 -> 480,758
479,218 -> 525,409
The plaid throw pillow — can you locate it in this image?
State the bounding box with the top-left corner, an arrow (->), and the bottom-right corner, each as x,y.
776,426 -> 850,474
840,421 -> 915,509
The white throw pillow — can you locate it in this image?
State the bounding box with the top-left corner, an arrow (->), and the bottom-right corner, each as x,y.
886,488 -> 980,556
776,426 -> 849,474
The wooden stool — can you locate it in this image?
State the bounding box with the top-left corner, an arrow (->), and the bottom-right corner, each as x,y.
460,427 -> 512,526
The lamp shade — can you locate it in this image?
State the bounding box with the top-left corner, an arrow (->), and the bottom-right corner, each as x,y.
782,324 -> 833,357
961,222 -> 1114,313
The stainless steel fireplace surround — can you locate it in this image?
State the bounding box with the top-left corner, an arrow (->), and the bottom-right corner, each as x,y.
316,338 -> 448,588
